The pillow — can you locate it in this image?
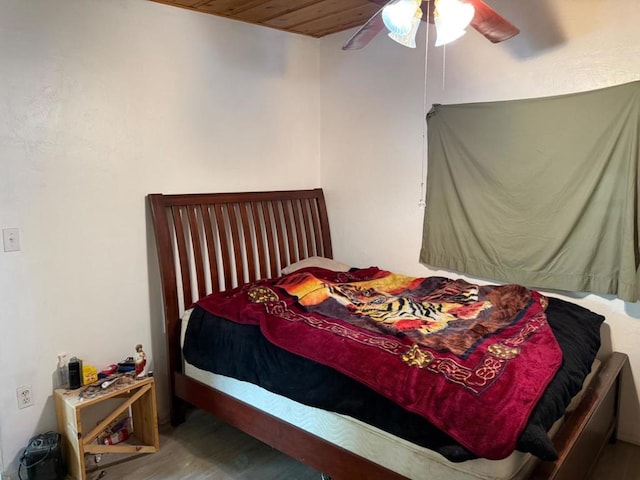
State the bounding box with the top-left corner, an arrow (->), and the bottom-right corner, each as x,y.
281,256 -> 351,275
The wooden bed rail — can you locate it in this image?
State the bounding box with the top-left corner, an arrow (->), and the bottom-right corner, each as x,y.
173,372 -> 408,480
530,351 -> 628,480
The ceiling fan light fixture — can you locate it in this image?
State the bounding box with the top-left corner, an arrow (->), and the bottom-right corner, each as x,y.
387,5 -> 423,48
434,20 -> 466,46
382,0 -> 422,46
433,0 -> 475,46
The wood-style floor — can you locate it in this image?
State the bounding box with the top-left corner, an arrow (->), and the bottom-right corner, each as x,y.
82,409 -> 639,480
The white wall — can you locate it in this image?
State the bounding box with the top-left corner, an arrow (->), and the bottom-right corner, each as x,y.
320,0 -> 640,444
0,0 -> 320,475
1,0 -> 638,475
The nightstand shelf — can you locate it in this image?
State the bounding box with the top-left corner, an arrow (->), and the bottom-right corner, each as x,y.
54,376 -> 159,480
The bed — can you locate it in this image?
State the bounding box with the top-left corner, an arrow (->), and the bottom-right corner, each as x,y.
148,188 -> 628,480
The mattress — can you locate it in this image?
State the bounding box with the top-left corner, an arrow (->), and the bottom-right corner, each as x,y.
180,308 -> 601,480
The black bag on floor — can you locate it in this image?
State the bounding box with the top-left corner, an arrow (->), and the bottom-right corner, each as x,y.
19,432 -> 65,480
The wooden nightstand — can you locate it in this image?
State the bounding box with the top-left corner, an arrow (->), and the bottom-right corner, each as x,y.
54,376 -> 159,480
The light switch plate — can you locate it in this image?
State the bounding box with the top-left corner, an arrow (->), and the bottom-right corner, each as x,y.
2,228 -> 20,252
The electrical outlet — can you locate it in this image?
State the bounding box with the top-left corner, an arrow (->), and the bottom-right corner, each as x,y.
17,385 -> 33,409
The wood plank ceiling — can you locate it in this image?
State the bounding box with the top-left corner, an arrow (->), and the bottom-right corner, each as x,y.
149,0 -> 383,38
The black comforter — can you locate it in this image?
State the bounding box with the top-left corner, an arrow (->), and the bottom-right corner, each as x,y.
183,295 -> 603,462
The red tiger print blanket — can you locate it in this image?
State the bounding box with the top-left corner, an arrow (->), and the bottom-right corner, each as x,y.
196,267 -> 562,459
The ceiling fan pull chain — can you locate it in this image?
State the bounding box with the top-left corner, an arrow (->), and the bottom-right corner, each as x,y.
419,1 -> 432,208
442,45 -> 447,91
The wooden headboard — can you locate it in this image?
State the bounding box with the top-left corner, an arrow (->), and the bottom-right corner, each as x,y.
148,189 -> 332,421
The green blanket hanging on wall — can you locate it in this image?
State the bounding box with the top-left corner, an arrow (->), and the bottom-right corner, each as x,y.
420,81 -> 640,302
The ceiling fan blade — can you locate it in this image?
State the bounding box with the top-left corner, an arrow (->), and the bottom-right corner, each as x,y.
342,3 -> 389,50
466,0 -> 519,43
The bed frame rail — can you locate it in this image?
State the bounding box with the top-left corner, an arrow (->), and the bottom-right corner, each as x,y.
530,351 -> 627,480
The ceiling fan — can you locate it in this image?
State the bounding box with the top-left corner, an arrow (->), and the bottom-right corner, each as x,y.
343,0 -> 519,50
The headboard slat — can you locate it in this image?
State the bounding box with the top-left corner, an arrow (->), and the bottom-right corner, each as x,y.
251,202 -> 268,280
261,202 -> 278,277
239,203 -> 257,283
315,196 -> 332,258
227,203 -> 244,288
310,200 -> 323,257
301,198 -> 315,258
282,201 -> 296,266
171,206 -> 192,309
214,204 -> 233,291
201,205 -> 220,293
273,202 -> 288,272
186,206 -> 207,300
293,199 -> 307,261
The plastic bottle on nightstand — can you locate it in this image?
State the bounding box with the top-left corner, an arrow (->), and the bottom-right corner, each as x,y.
57,353 -> 69,389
